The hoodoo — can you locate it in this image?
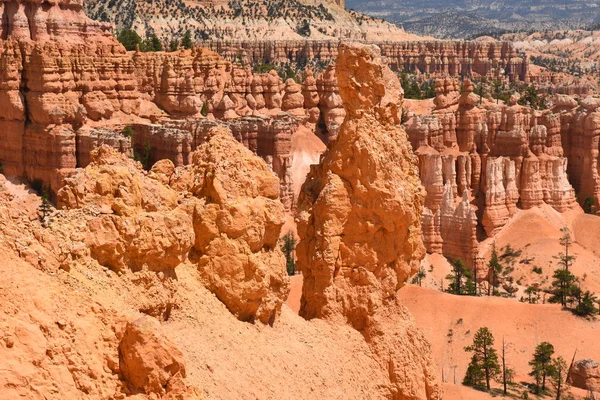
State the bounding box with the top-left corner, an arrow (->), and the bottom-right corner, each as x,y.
296,42 -> 441,400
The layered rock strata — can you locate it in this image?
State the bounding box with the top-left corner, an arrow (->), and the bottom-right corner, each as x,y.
404,78 -> 579,264
202,40 -> 530,82
296,42 -> 441,400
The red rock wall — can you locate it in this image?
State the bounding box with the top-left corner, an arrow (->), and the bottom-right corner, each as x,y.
201,39 -> 530,82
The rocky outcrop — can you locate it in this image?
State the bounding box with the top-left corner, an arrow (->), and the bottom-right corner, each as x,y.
185,127 -> 290,325
55,147 -> 192,319
56,134 -> 290,326
119,317 -> 188,396
297,43 -> 440,400
569,359 -> 600,392
316,65 -> 346,142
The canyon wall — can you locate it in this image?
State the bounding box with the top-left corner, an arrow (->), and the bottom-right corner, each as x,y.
404,80 -> 580,266
201,39 -> 530,82
0,0 -> 598,271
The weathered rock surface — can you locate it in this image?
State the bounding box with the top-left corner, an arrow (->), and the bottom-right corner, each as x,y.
569,359 -> 600,392
186,127 -> 290,325
204,40 -> 529,83
119,316 -> 187,396
297,42 -> 441,400
404,80 -> 579,264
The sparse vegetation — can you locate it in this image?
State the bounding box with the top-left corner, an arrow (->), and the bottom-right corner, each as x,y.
411,266 -> 427,286
281,233 -> 296,276
181,30 -> 193,49
446,259 -> 476,296
463,327 -> 501,391
529,342 -> 555,394
117,29 -> 142,51
399,72 -> 436,100
134,141 -> 152,170
122,126 -> 133,137
38,191 -> 53,227
541,228 -> 598,316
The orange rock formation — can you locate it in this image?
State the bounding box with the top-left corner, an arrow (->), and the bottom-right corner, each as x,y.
296,42 -> 441,400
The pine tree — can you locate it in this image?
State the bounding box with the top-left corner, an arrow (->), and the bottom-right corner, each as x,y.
181,30 -> 193,49
201,102 -> 209,117
549,356 -> 568,400
549,228 -> 578,307
142,33 -> 163,52
411,266 -> 427,286
38,191 -> 53,227
573,291 -> 598,317
549,268 -> 578,307
500,337 -> 515,395
117,29 -> 142,51
169,38 -> 179,52
488,242 -> 503,296
557,227 -> 575,271
463,327 -> 501,391
529,342 -> 555,394
447,259 -> 476,296
281,233 -> 296,276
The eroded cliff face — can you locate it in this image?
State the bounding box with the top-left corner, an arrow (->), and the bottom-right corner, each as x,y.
296,43 -> 441,400
404,78 -> 580,266
0,121 -> 293,397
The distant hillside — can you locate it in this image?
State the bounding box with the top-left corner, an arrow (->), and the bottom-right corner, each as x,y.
347,0 -> 600,39
84,0 -> 420,42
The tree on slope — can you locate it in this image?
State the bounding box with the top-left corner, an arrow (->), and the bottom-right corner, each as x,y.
181,30 -> 193,49
573,290 -> 598,317
500,336 -> 515,395
549,228 -> 578,307
487,242 -> 503,296
463,327 -> 501,391
549,356 -> 569,400
447,258 -> 476,296
529,341 -> 555,394
281,233 -> 296,276
118,29 -> 142,51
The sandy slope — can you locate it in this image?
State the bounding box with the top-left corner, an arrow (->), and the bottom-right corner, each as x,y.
479,205 -> 600,297
287,274 -> 599,398
290,125 -> 326,198
0,177 -> 401,400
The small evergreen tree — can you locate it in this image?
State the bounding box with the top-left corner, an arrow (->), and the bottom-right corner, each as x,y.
39,191 -> 53,226
169,38 -> 179,52
573,291 -> 598,317
181,30 -> 193,49
549,228 -> 579,307
296,19 -> 310,36
122,125 -> 133,137
463,327 -> 501,391
447,259 -> 476,296
529,342 -> 555,394
281,233 -> 296,276
117,29 -> 142,51
549,268 -> 578,307
557,227 -> 575,271
201,102 -> 209,117
142,33 -> 163,52
488,242 -> 503,296
411,266 -> 427,286
549,356 -> 568,400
